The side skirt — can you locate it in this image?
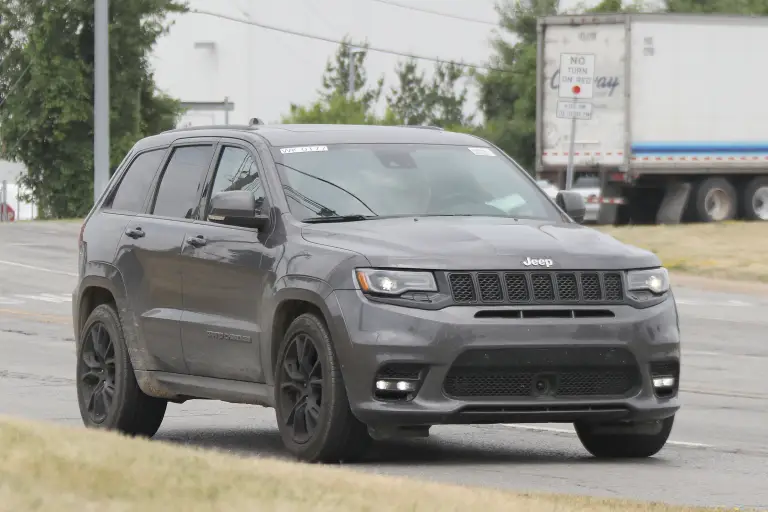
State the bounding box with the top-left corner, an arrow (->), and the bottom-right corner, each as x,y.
134,370 -> 275,408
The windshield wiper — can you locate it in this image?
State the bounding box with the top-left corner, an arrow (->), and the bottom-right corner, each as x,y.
302,214 -> 375,223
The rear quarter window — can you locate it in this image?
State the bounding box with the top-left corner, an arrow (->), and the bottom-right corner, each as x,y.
108,149 -> 166,213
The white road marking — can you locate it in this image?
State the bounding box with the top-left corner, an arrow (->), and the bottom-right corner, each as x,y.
13,294 -> 71,303
0,293 -> 71,305
685,349 -> 765,360
675,298 -> 758,307
502,423 -> 713,448
685,350 -> 723,357
0,259 -> 78,277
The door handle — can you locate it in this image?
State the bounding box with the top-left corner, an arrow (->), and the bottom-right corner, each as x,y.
186,235 -> 207,247
125,227 -> 145,239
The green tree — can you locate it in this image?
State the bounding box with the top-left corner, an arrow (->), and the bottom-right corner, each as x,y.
0,0 -> 185,218
386,58 -> 475,128
319,36 -> 384,112
386,59 -> 431,126
281,92 -> 397,125
474,0 -> 558,173
281,37 -> 392,125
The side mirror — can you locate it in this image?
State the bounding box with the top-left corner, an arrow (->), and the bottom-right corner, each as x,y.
208,190 -> 270,230
556,190 -> 586,224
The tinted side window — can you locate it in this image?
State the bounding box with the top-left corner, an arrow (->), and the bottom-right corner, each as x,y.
207,146 -> 266,219
109,149 -> 165,213
152,145 -> 215,219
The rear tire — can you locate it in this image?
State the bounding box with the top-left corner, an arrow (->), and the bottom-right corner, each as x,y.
574,415 -> 674,459
691,177 -> 737,222
742,176 -> 768,221
76,304 -> 167,437
274,313 -> 372,463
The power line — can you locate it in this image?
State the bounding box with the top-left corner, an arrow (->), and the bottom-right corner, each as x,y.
189,9 -> 506,72
0,61 -> 33,109
368,0 -> 497,26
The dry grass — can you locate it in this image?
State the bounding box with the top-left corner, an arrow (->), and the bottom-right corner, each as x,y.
598,222 -> 768,283
0,416 -> 733,512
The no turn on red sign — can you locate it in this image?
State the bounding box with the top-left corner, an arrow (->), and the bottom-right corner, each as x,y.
558,53 -> 595,99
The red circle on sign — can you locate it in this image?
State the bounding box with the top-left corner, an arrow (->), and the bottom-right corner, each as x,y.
572,85 -> 581,94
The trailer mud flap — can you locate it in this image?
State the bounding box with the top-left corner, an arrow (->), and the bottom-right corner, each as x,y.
597,182 -> 624,225
656,182 -> 692,224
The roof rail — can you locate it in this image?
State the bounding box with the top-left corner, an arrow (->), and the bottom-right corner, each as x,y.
160,124 -> 257,134
399,125 -> 444,131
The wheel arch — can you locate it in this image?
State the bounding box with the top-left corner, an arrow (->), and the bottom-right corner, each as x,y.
264,277 -> 342,386
76,263 -> 147,370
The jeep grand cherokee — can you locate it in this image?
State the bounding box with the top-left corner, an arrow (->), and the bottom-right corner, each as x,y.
73,123 -> 680,463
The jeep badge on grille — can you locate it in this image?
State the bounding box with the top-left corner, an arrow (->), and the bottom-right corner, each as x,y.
522,257 -> 554,267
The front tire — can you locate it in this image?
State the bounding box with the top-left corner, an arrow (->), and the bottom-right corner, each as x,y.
274,313 -> 372,463
574,415 -> 675,459
76,303 -> 167,437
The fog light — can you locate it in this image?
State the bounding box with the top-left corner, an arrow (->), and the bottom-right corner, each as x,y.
396,381 -> 415,391
376,380 -> 392,390
653,376 -> 675,388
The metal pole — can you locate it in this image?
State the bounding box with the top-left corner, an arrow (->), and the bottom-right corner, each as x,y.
94,0 -> 110,204
565,96 -> 577,190
224,96 -> 229,125
347,45 -> 356,98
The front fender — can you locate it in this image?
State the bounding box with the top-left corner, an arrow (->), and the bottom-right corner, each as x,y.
262,276 -> 343,386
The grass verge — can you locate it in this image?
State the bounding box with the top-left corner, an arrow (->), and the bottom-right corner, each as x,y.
598,222 -> 768,283
0,416 -> 729,512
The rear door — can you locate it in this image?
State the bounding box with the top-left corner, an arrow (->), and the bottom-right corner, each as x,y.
179,139 -> 277,383
539,20 -> 627,171
114,138 -> 217,374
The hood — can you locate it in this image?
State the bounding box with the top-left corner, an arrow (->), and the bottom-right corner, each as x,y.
301,217 -> 659,270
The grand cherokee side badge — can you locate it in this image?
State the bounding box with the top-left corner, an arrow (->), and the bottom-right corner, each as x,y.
522,257 -> 554,267
206,330 -> 252,343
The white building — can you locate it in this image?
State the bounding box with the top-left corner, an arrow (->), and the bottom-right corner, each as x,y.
148,0 -> 507,127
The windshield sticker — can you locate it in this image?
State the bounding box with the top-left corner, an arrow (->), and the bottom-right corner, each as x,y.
280,146 -> 328,154
468,147 -> 495,156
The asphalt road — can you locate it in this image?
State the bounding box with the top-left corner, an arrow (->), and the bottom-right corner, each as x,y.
1,221 -> 766,509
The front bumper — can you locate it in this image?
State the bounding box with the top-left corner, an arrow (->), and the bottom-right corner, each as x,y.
328,290 -> 681,427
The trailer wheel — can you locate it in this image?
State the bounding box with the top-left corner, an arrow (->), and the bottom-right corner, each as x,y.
692,177 -> 737,222
742,176 -> 768,221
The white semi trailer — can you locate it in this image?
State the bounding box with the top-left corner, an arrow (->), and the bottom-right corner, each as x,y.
535,13 -> 768,224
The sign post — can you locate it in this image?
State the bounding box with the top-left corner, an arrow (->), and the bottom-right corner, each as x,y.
557,53 -> 595,190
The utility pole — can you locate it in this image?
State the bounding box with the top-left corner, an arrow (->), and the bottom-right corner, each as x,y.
94,0 -> 110,203
347,44 -> 356,98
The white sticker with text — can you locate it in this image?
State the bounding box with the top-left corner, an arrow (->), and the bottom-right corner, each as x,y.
468,147 -> 495,156
280,146 -> 328,154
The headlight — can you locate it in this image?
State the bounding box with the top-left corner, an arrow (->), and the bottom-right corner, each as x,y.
627,268 -> 670,294
355,269 -> 437,296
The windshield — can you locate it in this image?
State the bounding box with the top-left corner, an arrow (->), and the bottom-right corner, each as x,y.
270,143 -> 563,222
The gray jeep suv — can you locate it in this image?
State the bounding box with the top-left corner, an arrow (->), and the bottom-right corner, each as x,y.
73,124 -> 681,463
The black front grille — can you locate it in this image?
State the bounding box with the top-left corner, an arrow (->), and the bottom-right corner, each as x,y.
443,347 -> 641,399
446,271 -> 625,305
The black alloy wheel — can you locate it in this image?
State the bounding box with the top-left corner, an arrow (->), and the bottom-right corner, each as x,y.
278,332 -> 325,444
78,322 -> 117,424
